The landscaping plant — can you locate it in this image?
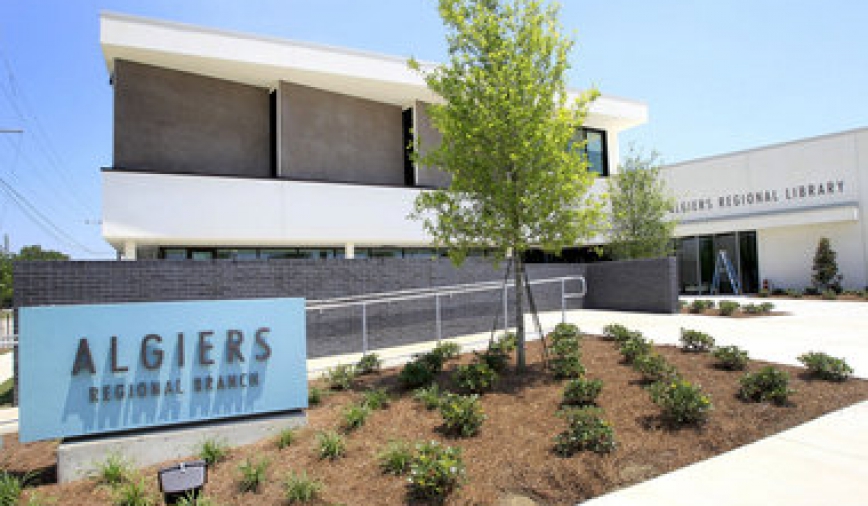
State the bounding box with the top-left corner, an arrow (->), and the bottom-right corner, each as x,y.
561,377 -> 603,407
408,441 -> 466,502
601,323 -> 630,342
197,438 -> 229,466
431,341 -> 462,362
308,386 -> 324,406
811,237 -> 843,292
454,361 -> 498,393
0,471 -> 29,506
237,457 -> 269,493
356,353 -> 382,375
174,494 -> 220,506
739,366 -> 793,405
649,379 -> 712,426
680,328 -> 715,352
276,428 -> 296,450
439,393 -> 486,437
632,353 -> 679,383
711,345 -> 749,370
315,431 -> 347,460
619,335 -> 652,364
377,440 -> 414,475
477,347 -> 509,373
341,403 -> 372,432
413,383 -> 444,410
549,325 -> 584,378
361,388 -> 391,410
95,454 -> 131,486
399,358 -> 437,389
798,352 -> 853,382
689,299 -> 715,313
284,471 -> 323,503
323,364 -> 357,391
112,476 -> 154,506
553,407 -> 616,456
717,300 -> 740,316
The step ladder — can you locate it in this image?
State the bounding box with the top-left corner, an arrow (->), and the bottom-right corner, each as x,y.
711,249 -> 741,295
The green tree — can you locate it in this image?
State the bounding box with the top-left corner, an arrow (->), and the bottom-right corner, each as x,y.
811,237 -> 842,292
0,245 -> 69,307
411,0 -> 603,369
606,147 -> 677,260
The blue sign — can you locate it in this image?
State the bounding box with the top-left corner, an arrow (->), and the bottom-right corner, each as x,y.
18,298 -> 307,443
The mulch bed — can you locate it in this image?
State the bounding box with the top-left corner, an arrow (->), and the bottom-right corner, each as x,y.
679,308 -> 788,318
3,337 -> 867,505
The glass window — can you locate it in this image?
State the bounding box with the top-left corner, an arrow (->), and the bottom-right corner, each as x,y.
190,250 -> 213,261
574,128 -> 609,177
698,236 -> 714,295
214,249 -> 259,260
677,238 -> 699,294
260,249 -> 296,260
738,231 -> 759,293
370,248 -> 401,259
163,248 -> 187,260
713,233 -> 739,294
403,248 -> 437,259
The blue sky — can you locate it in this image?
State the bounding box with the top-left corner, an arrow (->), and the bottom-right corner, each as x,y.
1,0 -> 867,258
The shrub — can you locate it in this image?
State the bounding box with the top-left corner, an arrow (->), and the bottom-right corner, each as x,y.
821,289 -> 837,300
711,345 -> 749,370
377,440 -> 413,475
454,361 -> 498,393
439,393 -> 486,437
399,359 -> 436,389
315,431 -> 347,460
549,328 -> 584,379
0,471 -> 29,506
718,301 -> 740,316
552,322 -> 581,338
689,299 -> 714,313
237,457 -> 269,493
413,384 -> 443,410
493,332 -> 517,352
804,286 -> 820,296
680,328 -> 715,352
431,341 -> 462,361
197,438 -> 229,466
174,494 -> 220,506
602,323 -> 630,341
649,379 -> 712,426
632,353 -> 679,383
417,351 -> 446,373
739,367 -> 793,405
772,288 -> 786,296
812,237 -> 843,292
276,428 -> 296,450
786,288 -> 803,299
619,335 -> 652,363
760,302 -> 775,313
361,388 -> 391,410
356,353 -> 382,375
284,471 -> 322,503
94,454 -> 131,486
112,476 -> 154,506
798,352 -> 853,381
308,386 -> 324,406
477,348 -> 509,373
341,404 -> 372,432
561,378 -> 603,406
757,289 -> 770,298
323,364 -> 357,390
408,441 -> 466,501
553,407 -> 616,456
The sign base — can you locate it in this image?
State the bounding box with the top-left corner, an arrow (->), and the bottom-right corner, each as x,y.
56,410 -> 306,483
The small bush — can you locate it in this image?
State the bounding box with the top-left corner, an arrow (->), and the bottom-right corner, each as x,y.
413,384 -> 443,410
757,289 -> 770,298
739,366 -> 793,405
361,388 -> 391,410
454,361 -> 498,393
174,494 -> 219,506
356,353 -> 382,375
798,352 -> 853,381
276,428 -> 296,450
197,438 -> 229,466
112,476 -> 154,506
0,471 -> 29,506
562,378 -> 603,406
237,457 -> 269,493
315,431 -> 347,460
377,440 -> 413,475
341,404 -> 372,432
323,364 -> 357,390
284,471 -> 322,503
493,332 -> 517,352
821,289 -> 837,300
417,351 -> 446,374
760,302 -> 775,313
689,299 -> 715,313
308,386 -> 325,406
553,407 -> 616,456
408,441 -> 466,502
399,359 -> 437,389
602,323 -> 630,341
439,393 -> 486,437
94,454 -> 131,486
649,379 -> 712,426
549,328 -> 584,379
680,328 -> 715,353
786,288 -> 803,298
718,301 -> 740,316
477,348 -> 509,373
804,286 -> 820,296
552,322 -> 581,338
711,345 -> 749,370
619,335 -> 652,363
431,341 -> 462,362
772,288 -> 786,296
632,353 -> 679,383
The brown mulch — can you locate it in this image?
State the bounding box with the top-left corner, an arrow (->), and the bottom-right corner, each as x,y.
4,338 -> 867,506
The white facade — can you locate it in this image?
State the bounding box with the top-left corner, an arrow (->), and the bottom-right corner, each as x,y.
662,127 -> 868,291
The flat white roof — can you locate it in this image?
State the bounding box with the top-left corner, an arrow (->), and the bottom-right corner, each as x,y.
100,11 -> 648,131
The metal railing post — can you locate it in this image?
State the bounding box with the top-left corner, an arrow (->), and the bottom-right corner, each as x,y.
361,303 -> 368,354
435,294 -> 442,343
561,278 -> 566,323
502,284 -> 509,334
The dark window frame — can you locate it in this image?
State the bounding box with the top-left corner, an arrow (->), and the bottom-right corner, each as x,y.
576,127 -> 609,177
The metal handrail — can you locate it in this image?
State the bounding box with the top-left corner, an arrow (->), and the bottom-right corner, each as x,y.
306,275 -> 586,354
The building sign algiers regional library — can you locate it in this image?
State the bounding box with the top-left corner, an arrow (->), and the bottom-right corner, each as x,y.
18,298 -> 306,443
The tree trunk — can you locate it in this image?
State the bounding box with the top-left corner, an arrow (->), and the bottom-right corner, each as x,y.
514,253 -> 526,371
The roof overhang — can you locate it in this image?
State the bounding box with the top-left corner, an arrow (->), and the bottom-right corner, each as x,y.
100,11 -> 647,131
